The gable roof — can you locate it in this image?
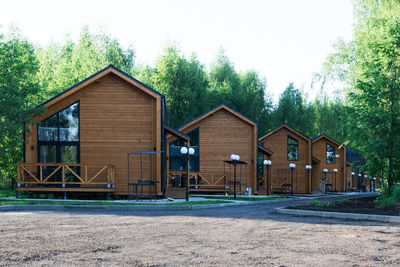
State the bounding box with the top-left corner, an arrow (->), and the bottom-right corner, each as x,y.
164,124 -> 190,142
174,104 -> 257,133
312,134 -> 344,148
37,65 -> 163,108
258,145 -> 273,156
259,124 -> 310,143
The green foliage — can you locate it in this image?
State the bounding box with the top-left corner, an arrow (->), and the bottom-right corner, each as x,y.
0,187 -> 15,198
320,0 -> 400,191
35,26 -> 135,100
0,28 -> 40,186
311,200 -> 333,207
377,184 -> 400,207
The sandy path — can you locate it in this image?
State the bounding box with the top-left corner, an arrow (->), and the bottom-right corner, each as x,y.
0,203 -> 399,266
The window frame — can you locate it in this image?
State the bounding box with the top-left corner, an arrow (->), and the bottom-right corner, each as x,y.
287,135 -> 299,161
169,127 -> 200,172
326,143 -> 335,164
37,101 -> 80,164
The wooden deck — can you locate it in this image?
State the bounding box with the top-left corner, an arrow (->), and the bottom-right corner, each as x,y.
17,163 -> 115,193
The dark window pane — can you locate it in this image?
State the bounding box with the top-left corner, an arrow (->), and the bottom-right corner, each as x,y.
38,114 -> 58,141
39,145 -> 57,163
61,146 -> 78,163
59,102 -> 79,141
327,144 -> 335,164
287,137 -> 298,161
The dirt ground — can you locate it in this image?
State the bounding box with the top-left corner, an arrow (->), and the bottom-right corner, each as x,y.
0,201 -> 399,266
291,197 -> 400,216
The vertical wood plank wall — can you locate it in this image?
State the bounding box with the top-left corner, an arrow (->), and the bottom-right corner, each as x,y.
312,137 -> 346,191
25,73 -> 161,195
166,109 -> 257,191
259,127 -> 311,194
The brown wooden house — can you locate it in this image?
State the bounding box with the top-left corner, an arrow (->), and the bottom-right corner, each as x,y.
311,134 -> 347,192
18,65 -> 167,197
165,104 -> 258,195
258,124 -> 312,194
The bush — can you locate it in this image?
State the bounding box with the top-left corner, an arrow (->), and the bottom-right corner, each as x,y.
377,184 -> 400,207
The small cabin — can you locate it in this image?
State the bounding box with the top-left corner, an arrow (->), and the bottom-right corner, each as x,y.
165,104 -> 258,196
258,124 -> 312,194
311,134 -> 347,192
19,65 -> 166,197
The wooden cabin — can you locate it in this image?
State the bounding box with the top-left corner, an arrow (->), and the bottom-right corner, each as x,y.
19,65 -> 167,197
311,134 -> 347,192
165,104 -> 258,196
258,124 -> 312,194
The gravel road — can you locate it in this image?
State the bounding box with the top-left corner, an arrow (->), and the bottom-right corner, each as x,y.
0,200 -> 399,266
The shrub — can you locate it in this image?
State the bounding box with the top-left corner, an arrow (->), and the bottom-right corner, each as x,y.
377,184 -> 400,207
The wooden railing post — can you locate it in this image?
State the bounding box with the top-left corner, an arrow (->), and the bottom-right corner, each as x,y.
85,165 -> 88,183
40,165 -> 43,182
62,165 -> 65,184
106,165 -> 110,184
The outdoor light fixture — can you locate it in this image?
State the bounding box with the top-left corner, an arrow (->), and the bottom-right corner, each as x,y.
289,163 -> 296,195
230,154 -> 240,161
333,169 -> 338,191
263,160 -> 272,195
188,147 -> 195,155
365,175 -> 368,178
305,165 -> 312,194
323,168 -> 328,173
289,163 -> 296,168
351,172 -> 355,175
229,154 -> 241,198
263,160 -> 272,165
305,165 -> 312,170
180,147 -> 188,154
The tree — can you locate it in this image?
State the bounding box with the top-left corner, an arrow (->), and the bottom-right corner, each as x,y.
321,0 -> 400,191
0,29 -> 40,185
143,45 -> 209,127
36,26 -> 135,100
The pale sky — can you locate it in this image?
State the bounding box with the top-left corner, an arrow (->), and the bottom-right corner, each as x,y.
0,0 -> 354,102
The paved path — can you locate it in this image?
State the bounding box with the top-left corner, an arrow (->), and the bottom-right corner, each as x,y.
1,192 -> 399,266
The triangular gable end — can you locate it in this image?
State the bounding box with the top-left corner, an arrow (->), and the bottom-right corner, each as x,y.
312,134 -> 344,149
177,104 -> 257,133
38,65 -> 163,109
259,124 -> 310,143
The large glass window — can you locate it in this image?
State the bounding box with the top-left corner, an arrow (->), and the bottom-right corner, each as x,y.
287,136 -> 299,161
38,102 -> 80,164
326,143 -> 335,164
169,128 -> 199,171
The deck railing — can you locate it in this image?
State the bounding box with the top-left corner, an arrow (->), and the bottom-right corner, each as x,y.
17,163 -> 115,189
167,170 -> 227,191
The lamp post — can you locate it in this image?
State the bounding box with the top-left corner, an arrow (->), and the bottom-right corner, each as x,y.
306,165 -> 312,194
230,154 -> 240,199
351,172 -> 355,190
333,168 -> 338,191
289,163 -> 296,195
372,177 -> 376,192
323,168 -> 328,194
358,173 -> 362,191
180,146 -> 195,201
263,160 -> 272,195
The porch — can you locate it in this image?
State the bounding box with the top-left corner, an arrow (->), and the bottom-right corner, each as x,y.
17,163 -> 115,193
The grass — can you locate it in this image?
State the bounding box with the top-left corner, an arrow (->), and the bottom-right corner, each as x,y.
0,199 -> 231,206
198,196 -> 286,201
311,200 -> 333,207
0,188 -> 15,198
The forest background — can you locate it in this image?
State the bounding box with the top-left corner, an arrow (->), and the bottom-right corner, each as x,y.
1,0 -> 399,198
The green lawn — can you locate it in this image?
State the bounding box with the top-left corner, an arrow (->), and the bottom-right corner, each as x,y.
0,188 -> 15,198
0,199 -> 231,206
198,196 -> 286,201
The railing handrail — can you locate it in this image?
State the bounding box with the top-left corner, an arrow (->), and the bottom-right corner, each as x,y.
18,163 -> 115,186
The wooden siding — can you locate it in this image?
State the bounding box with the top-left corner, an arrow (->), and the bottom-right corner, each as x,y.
312,136 -> 346,191
166,108 -> 257,193
25,73 -> 162,195
259,126 -> 311,194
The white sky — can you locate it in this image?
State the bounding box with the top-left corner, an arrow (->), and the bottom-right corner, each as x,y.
0,0 -> 354,102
